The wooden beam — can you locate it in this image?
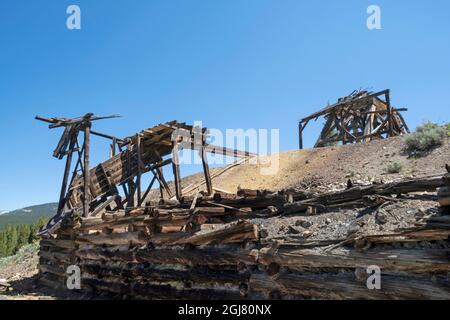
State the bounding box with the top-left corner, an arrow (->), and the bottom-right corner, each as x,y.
57,135 -> 76,214
153,167 -> 173,199
136,134 -> 142,206
90,195 -> 119,217
83,123 -> 91,217
385,90 -> 393,137
139,174 -> 157,206
172,142 -> 182,200
201,145 -> 213,196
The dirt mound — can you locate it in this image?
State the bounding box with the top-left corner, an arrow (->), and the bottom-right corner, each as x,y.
211,135 -> 450,193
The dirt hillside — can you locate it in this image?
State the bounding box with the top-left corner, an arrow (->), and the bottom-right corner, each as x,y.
211,135 -> 450,193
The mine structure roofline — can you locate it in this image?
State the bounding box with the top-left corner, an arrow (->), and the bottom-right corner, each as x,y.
35,115 -> 254,237
298,89 -> 410,149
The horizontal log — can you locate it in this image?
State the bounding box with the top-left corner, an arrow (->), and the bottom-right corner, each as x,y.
39,249 -> 76,264
81,263 -> 249,285
77,231 -> 150,246
83,278 -> 243,300
135,247 -> 257,266
258,247 -> 450,273
285,174 -> 446,213
193,207 -> 226,216
366,228 -> 450,243
40,239 -> 77,250
249,271 -> 450,300
171,221 -> 258,246
39,263 -> 68,277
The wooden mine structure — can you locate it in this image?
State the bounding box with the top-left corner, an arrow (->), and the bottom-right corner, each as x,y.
35,114 -> 450,300
298,89 -> 410,149
35,114 -> 251,236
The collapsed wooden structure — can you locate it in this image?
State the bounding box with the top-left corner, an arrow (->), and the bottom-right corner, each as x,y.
35,115 -> 251,236
36,115 -> 450,299
298,89 -> 410,149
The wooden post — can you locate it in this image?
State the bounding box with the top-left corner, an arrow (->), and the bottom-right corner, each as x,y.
298,122 -> 304,150
136,134 -> 142,206
127,180 -> 135,208
57,135 -> 76,214
126,149 -> 135,208
340,109 -> 346,145
172,142 -> 182,200
83,123 -> 91,217
110,138 -> 116,159
159,184 -> 164,200
140,174 -> 157,206
153,167 -> 172,199
385,90 -> 393,137
201,145 -> 213,196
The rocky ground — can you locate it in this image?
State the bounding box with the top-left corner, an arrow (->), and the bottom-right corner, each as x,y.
1,133 -> 449,299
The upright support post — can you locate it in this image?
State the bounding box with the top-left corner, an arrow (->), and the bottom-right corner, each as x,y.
172,142 -> 182,200
385,91 -> 393,137
126,149 -> 135,208
154,167 -> 172,199
127,180 -> 135,208
140,174 -> 157,206
340,110 -> 346,145
159,184 -> 164,200
110,138 -> 116,158
136,134 -> 142,206
298,122 -> 304,150
57,135 -> 76,214
201,145 -> 213,196
83,123 -> 91,217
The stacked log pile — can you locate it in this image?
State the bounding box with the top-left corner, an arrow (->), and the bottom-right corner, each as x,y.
38,222 -> 78,290
38,173 -> 450,299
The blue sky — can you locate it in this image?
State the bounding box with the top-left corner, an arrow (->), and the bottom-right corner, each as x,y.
1,0 -> 449,210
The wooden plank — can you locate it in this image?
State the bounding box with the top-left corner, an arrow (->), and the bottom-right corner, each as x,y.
83,123 -> 91,217
136,134 -> 142,205
201,145 -> 213,196
172,142 -> 182,200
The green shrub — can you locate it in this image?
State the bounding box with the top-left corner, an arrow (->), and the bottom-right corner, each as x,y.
386,162 -> 403,174
404,122 -> 447,153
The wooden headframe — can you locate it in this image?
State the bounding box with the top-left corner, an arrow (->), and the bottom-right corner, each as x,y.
298,89 -> 410,149
36,116 -> 253,235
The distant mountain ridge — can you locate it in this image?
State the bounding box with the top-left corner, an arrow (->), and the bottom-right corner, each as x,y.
0,203 -> 57,230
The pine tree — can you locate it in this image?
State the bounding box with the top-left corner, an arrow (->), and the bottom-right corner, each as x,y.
0,232 -> 7,257
0,217 -> 49,258
6,226 -> 18,256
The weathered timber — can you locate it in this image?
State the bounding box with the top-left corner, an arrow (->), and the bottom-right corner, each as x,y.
249,271 -> 450,300
284,174 -> 446,213
170,221 -> 258,246
77,231 -> 151,246
81,263 -> 249,285
258,247 -> 450,273
437,186 -> 450,207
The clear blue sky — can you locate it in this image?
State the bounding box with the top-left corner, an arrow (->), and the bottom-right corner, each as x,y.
1,0 -> 449,210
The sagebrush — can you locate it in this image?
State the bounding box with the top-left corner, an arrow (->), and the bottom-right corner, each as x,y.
404,122 -> 448,153
386,162 -> 403,174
